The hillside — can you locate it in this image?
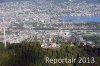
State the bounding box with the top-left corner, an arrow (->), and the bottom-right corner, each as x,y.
0,41 -> 100,66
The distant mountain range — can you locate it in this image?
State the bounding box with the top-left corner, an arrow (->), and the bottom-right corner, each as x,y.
0,0 -> 100,3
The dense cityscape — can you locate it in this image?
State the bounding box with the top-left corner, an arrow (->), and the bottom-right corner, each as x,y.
0,0 -> 100,66
0,1 -> 100,48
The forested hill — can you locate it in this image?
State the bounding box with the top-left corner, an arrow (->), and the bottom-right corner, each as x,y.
0,41 -> 100,66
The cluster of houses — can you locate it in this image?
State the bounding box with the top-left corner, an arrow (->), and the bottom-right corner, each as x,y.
40,30 -> 95,48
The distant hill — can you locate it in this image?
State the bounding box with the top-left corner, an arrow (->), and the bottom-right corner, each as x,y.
47,0 -> 100,3
0,0 -> 100,3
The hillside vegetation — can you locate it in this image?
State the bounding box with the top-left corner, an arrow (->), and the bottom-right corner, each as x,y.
0,41 -> 100,66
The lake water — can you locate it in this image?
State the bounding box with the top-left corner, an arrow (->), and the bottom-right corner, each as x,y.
59,16 -> 100,22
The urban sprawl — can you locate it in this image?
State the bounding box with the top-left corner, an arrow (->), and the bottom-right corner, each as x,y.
0,1 -> 100,48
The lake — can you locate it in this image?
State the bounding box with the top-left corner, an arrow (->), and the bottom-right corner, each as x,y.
59,16 -> 100,22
